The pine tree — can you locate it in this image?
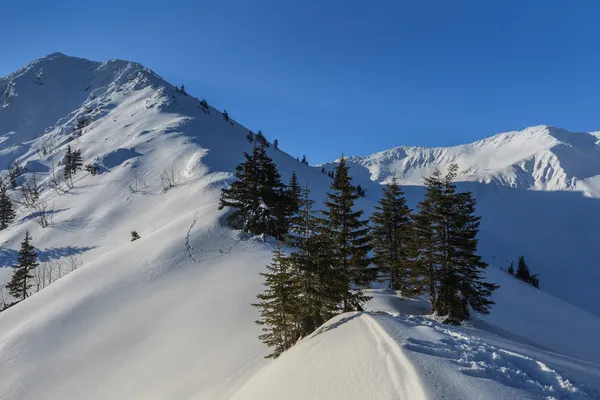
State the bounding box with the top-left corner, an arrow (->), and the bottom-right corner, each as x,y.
200,99 -> 209,113
370,176 -> 412,291
6,231 -> 38,302
131,231 -> 141,241
515,256 -> 530,281
411,165 -> 498,323
0,184 -> 15,230
273,139 -> 279,150
63,145 -> 73,181
301,155 -> 308,165
515,256 -> 539,288
286,172 -> 301,217
444,190 -> 499,321
286,184 -> 341,336
253,243 -> 300,358
507,262 -> 514,275
256,130 -> 269,148
72,149 -> 83,173
180,84 -> 187,95
356,185 -> 366,198
247,131 -> 254,143
223,109 -> 229,122
321,156 -> 374,311
219,144 -> 287,238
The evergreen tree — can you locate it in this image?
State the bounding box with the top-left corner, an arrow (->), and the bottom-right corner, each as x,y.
0,183 -> 15,230
256,130 -> 269,147
507,262 -> 514,275
131,231 -> 141,241
253,243 -> 300,358
180,84 -> 187,95
247,131 -> 254,143
321,156 -> 374,311
6,231 -> 38,302
301,155 -> 308,165
286,184 -> 341,336
515,256 -> 530,281
199,99 -> 209,113
63,145 -> 73,181
273,139 -> 279,149
444,190 -> 499,321
356,185 -> 366,198
72,149 -> 83,173
515,256 -> 539,288
411,165 -> 498,323
219,144 -> 287,238
286,171 -> 302,217
223,109 -> 229,122
370,176 -> 412,291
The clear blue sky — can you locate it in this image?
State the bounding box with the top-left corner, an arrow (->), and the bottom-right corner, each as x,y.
1,0 -> 599,163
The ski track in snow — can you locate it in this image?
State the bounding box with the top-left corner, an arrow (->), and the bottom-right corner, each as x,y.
362,314 -> 427,399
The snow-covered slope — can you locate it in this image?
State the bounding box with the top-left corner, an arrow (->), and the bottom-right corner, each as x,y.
0,53 -> 599,399
328,125 -> 600,193
322,127 -> 600,318
232,285 -> 600,400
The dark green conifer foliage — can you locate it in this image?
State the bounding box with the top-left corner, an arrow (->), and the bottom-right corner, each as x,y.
256,130 -> 269,147
321,156 -> 374,311
223,109 -> 229,122
246,131 -> 254,143
411,165 -> 498,323
253,243 -> 300,358
6,231 -> 38,302
286,184 -> 341,337
515,256 -> 539,288
219,144 -> 287,238
507,262 -> 514,275
72,149 -> 83,173
273,139 -> 279,149
370,176 -> 412,291
0,183 -> 16,230
63,145 -> 73,181
301,155 -> 308,165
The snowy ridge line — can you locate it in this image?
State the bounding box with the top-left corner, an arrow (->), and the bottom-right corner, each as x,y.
362,314 -> 427,399
373,312 -> 600,399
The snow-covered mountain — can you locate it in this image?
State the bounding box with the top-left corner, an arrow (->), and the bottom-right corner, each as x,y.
0,53 -> 599,399
327,125 -> 600,194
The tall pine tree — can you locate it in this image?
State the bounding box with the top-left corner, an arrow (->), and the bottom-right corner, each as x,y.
286,183 -> 341,337
321,156 -> 374,311
219,143 -> 288,238
0,183 -> 16,230
411,165 -> 498,323
6,231 -> 38,303
253,242 -> 300,358
370,176 -> 412,291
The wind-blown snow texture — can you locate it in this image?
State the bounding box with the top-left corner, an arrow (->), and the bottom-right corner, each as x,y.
0,53 -> 598,399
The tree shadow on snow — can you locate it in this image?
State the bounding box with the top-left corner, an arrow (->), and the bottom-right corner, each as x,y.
0,245 -> 96,267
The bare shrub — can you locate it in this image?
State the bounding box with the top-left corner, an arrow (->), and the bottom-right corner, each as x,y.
129,170 -> 148,194
159,164 -> 181,192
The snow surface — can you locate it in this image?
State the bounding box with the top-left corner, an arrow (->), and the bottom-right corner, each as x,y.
0,53 -> 598,399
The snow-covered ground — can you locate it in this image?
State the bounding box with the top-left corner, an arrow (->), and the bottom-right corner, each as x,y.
232,289 -> 600,399
0,53 -> 599,399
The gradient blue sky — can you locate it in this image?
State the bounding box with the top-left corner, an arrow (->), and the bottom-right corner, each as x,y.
1,0 -> 599,163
